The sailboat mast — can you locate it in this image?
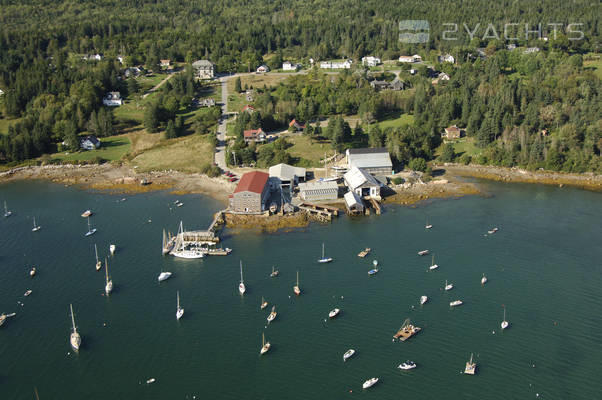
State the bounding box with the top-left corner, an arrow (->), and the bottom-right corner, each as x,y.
95,244 -> 99,262
70,304 -> 77,333
105,258 -> 109,284
322,243 -> 325,259
87,216 -> 91,230
177,291 -> 180,309
240,261 -> 243,283
296,270 -> 299,286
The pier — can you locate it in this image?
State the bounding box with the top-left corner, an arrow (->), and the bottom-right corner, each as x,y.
298,202 -> 340,222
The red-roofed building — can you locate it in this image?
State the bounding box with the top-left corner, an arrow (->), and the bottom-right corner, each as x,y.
242,105 -> 255,113
229,171 -> 270,212
289,119 -> 306,132
243,128 -> 266,143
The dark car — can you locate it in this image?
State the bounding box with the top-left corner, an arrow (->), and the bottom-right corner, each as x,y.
229,177 -> 238,182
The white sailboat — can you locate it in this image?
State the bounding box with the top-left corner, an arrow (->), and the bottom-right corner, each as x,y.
343,349 -> 355,361
270,265 -> 279,277
481,273 -> 488,285
450,300 -> 463,307
176,291 -> 184,320
158,271 -> 172,282
170,221 -> 204,259
162,229 -> 175,255
429,254 -> 438,270
238,261 -> 246,295
317,242 -> 333,263
84,216 -> 97,236
4,201 -> 11,217
109,244 -> 116,255
501,307 -> 509,329
94,244 -> 102,271
32,217 -> 41,232
420,295 -> 428,305
260,332 -> 271,355
464,353 -> 476,374
445,280 -> 453,290
261,296 -> 268,310
104,258 -> 113,295
425,217 -> 432,229
293,270 -> 301,295
69,304 -> 81,351
329,308 -> 340,318
267,305 -> 277,323
362,378 -> 379,389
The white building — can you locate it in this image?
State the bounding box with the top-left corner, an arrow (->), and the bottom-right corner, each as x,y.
268,163 -> 307,187
346,147 -> 393,175
282,61 -> 301,71
398,54 -> 422,63
438,54 -> 455,63
0,88 -> 4,96
192,60 -> 215,79
299,181 -> 339,202
344,167 -> 381,199
320,59 -> 352,69
361,56 -> 381,67
344,190 -> 364,214
102,92 -> 123,106
256,64 -> 270,73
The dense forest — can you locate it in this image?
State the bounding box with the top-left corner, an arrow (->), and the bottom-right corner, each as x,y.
0,0 -> 600,172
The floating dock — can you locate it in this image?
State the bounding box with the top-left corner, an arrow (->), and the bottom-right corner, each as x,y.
358,248 -> 371,257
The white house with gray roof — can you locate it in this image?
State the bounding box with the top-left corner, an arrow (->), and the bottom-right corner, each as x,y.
346,147 -> 393,175
299,181 -> 339,202
268,163 -> 307,187
192,60 -> 215,79
344,167 -> 381,199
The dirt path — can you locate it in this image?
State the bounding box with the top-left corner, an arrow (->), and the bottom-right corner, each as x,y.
142,73 -> 176,99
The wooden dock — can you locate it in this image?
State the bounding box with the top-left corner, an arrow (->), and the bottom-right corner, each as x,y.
358,248 -> 371,258
298,202 -> 340,222
368,198 -> 382,215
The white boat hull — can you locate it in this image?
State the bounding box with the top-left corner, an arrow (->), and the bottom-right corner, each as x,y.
171,250 -> 204,259
105,281 -> 113,294
363,378 -> 379,389
343,349 -> 355,361
239,283 -> 246,295
329,309 -> 340,318
501,321 -> 509,329
420,296 -> 428,305
109,245 -> 116,255
158,272 -> 172,282
70,332 -> 81,351
177,308 -> 184,320
430,265 -> 438,270
318,258 -> 333,263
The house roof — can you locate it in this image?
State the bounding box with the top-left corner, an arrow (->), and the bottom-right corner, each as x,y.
445,125 -> 460,133
233,171 -> 269,194
344,167 -> 380,190
344,190 -> 364,208
346,147 -> 393,170
243,129 -> 264,138
298,181 -> 338,192
192,60 -> 214,68
289,119 -> 305,128
82,135 -> 100,144
242,105 -> 255,112
269,163 -> 306,181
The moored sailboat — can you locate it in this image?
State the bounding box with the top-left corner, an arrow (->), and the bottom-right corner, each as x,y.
267,305 -> 277,323
293,270 -> 301,295
104,258 -> 113,295
329,308 -> 340,318
464,353 -> 476,374
481,274 -> 488,285
429,254 -> 438,270
260,332 -> 271,355
176,291 -> 184,320
318,242 -> 333,263
450,300 -> 463,307
162,229 -> 175,255
445,280 -> 453,290
501,307 -> 509,329
425,217 -> 432,229
238,261 -> 246,295
270,265 -> 279,277
261,296 -> 268,310
343,349 -> 355,361
84,216 -> 97,236
94,244 -> 102,271
4,201 -> 12,217
420,296 -> 428,305
32,217 -> 41,232
158,271 -> 172,282
393,318 -> 421,341
69,304 -> 81,351
362,378 -> 379,389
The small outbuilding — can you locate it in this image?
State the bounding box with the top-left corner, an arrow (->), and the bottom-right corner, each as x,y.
80,135 -> 101,150
268,163 -> 307,187
298,181 -> 339,202
344,191 -> 364,214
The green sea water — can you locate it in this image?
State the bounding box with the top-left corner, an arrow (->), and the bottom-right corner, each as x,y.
0,180 -> 601,399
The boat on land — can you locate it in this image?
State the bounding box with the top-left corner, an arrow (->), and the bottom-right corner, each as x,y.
94,244 -> 102,271
24,290 -> 32,297
158,271 -> 172,282
69,304 -> 81,351
393,318 -> 421,341
293,271 -> 301,295
318,242 -> 333,263
358,248 -> 371,257
32,217 -> 41,232
429,254 -> 438,270
501,307 -> 509,329
418,250 -> 429,256
398,361 -> 417,370
270,266 -> 279,277
109,244 -> 116,255
329,308 -> 340,318
425,218 -> 432,229
81,210 -> 92,218
464,353 -> 476,375
104,258 -> 113,295
368,268 -> 378,275
162,229 -> 176,255
450,300 -> 463,307
267,305 -> 277,323
30,267 -> 36,277
445,280 -> 453,290
84,216 -> 97,236
4,201 -> 12,217
420,296 -> 428,305
362,378 -> 379,389
176,291 -> 184,320
238,261 -> 246,295
260,332 -> 271,355
488,227 -> 499,234
261,297 -> 268,310
343,349 -> 355,361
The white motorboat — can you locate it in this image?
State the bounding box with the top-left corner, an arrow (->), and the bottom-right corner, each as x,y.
293,271 -> 301,295
84,217 -> 97,236
368,268 -> 378,275
260,296 -> 268,310
109,244 -> 116,255
450,300 -> 463,307
30,267 -> 36,277
81,210 -> 92,218
488,227 -> 499,234
104,258 -> 113,295
329,308 -> 340,318
146,378 -> 156,384
425,217 -> 432,229
398,361 -> 417,370
158,271 -> 172,282
4,201 -> 12,218
176,291 -> 184,320
318,242 -> 333,263
260,332 -> 270,355
418,250 -> 429,256
420,296 -> 428,305
69,304 -> 81,351
24,290 -> 32,297
343,349 -> 355,362
501,307 -> 509,329
429,254 -> 438,270
362,377 -> 379,389
270,266 -> 279,277
445,280 -> 453,291
481,274 -> 488,285
239,261 -> 246,295
267,305 -> 277,323
94,244 -> 102,271
32,217 -> 41,232
464,353 -> 476,374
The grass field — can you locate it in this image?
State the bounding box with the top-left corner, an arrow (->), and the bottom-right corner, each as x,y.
50,135 -> 131,162
284,133 -> 334,166
435,136 -> 482,158
376,112 -> 414,129
130,134 -> 215,173
584,56 -> 602,79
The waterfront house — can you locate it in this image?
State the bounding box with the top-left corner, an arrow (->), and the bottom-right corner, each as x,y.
229,171 -> 270,213
442,125 -> 462,139
243,128 -> 266,143
346,147 -> 393,175
256,64 -> 270,73
282,61 -> 301,71
344,167 -> 381,199
269,163 -> 307,187
102,92 -> 123,106
192,60 -> 215,79
80,135 -> 101,150
344,190 -> 364,214
361,56 -> 381,67
299,181 -> 339,202
289,119 -> 305,132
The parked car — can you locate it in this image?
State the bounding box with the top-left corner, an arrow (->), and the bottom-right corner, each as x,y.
229,177 -> 238,182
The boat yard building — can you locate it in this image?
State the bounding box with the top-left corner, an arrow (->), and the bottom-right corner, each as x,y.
229,171 -> 270,213
346,147 -> 393,175
298,181 -> 339,202
344,191 -> 364,214
268,163 -> 307,187
344,167 -> 381,199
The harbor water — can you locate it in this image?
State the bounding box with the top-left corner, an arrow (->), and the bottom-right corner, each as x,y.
1,180 -> 601,399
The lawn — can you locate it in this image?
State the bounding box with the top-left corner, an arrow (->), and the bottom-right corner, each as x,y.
50,134 -> 131,162
130,134 -> 215,173
436,136 -> 482,158
376,112 -> 414,129
283,133 -> 334,167
584,56 -> 602,79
